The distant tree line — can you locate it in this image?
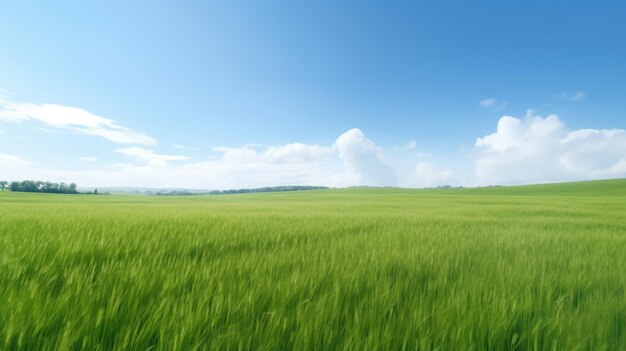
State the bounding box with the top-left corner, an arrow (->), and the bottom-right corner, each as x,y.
148,185 -> 329,196
148,190 -> 196,196
208,185 -> 329,195
4,180 -> 79,194
425,185 -> 466,190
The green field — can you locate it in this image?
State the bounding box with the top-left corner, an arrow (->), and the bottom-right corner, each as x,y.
1,179 -> 626,350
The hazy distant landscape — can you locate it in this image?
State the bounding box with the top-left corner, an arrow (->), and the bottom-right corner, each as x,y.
2,179 -> 626,349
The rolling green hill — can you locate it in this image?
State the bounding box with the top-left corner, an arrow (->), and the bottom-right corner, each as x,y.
452,178 -> 626,196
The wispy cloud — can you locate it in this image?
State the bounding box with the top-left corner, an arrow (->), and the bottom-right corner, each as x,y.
173,144 -> 198,150
0,98 -> 156,145
480,98 -> 507,110
393,140 -> 423,153
404,141 -> 417,150
116,147 -> 190,167
35,127 -> 60,134
480,98 -> 497,107
78,157 -> 98,162
558,91 -> 586,101
213,143 -> 333,165
0,153 -> 32,167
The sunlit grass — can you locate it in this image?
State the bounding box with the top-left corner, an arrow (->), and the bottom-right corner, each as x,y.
1,179 -> 626,349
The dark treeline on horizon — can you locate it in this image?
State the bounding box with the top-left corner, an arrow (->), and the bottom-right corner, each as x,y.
4,180 -> 79,194
209,185 -> 329,195
149,185 -> 329,196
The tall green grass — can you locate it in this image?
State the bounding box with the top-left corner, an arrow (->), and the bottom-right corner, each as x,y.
1,179 -> 626,350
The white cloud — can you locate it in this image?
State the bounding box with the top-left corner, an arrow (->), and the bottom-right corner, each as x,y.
103,144 -> 341,189
35,127 -> 60,134
0,153 -> 32,180
335,128 -> 396,185
173,144 -> 198,150
480,97 -> 507,110
558,91 -> 587,101
414,162 -> 453,188
214,143 -> 334,165
404,141 -> 417,150
0,99 -> 156,145
480,98 -> 497,107
78,157 -> 98,162
0,129 -> 404,188
265,143 -> 334,164
185,142 -> 341,188
6,116 -> 623,189
474,110 -> 626,185
116,147 -> 190,167
0,153 -> 32,168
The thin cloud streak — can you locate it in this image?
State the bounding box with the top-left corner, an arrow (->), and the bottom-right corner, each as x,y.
0,98 -> 156,145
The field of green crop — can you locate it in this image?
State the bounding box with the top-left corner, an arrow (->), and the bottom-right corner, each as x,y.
1,179 -> 626,350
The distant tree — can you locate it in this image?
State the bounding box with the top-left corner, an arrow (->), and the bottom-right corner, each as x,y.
0,181 -> 7,191
94,188 -> 98,195
8,180 -> 81,194
21,180 -> 37,192
43,181 -> 53,192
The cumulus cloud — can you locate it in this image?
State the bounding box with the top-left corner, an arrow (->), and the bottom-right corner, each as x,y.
0,98 -> 156,145
558,91 -> 586,101
335,128 -> 396,185
474,110 -> 626,185
560,129 -> 626,177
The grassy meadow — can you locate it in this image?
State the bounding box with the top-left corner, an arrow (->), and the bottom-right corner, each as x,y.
1,179 -> 626,350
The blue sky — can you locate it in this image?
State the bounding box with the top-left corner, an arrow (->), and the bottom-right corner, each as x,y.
1,1 -> 626,188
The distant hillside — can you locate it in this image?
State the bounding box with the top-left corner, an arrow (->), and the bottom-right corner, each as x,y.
437,178 -> 626,196
321,178 -> 626,197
